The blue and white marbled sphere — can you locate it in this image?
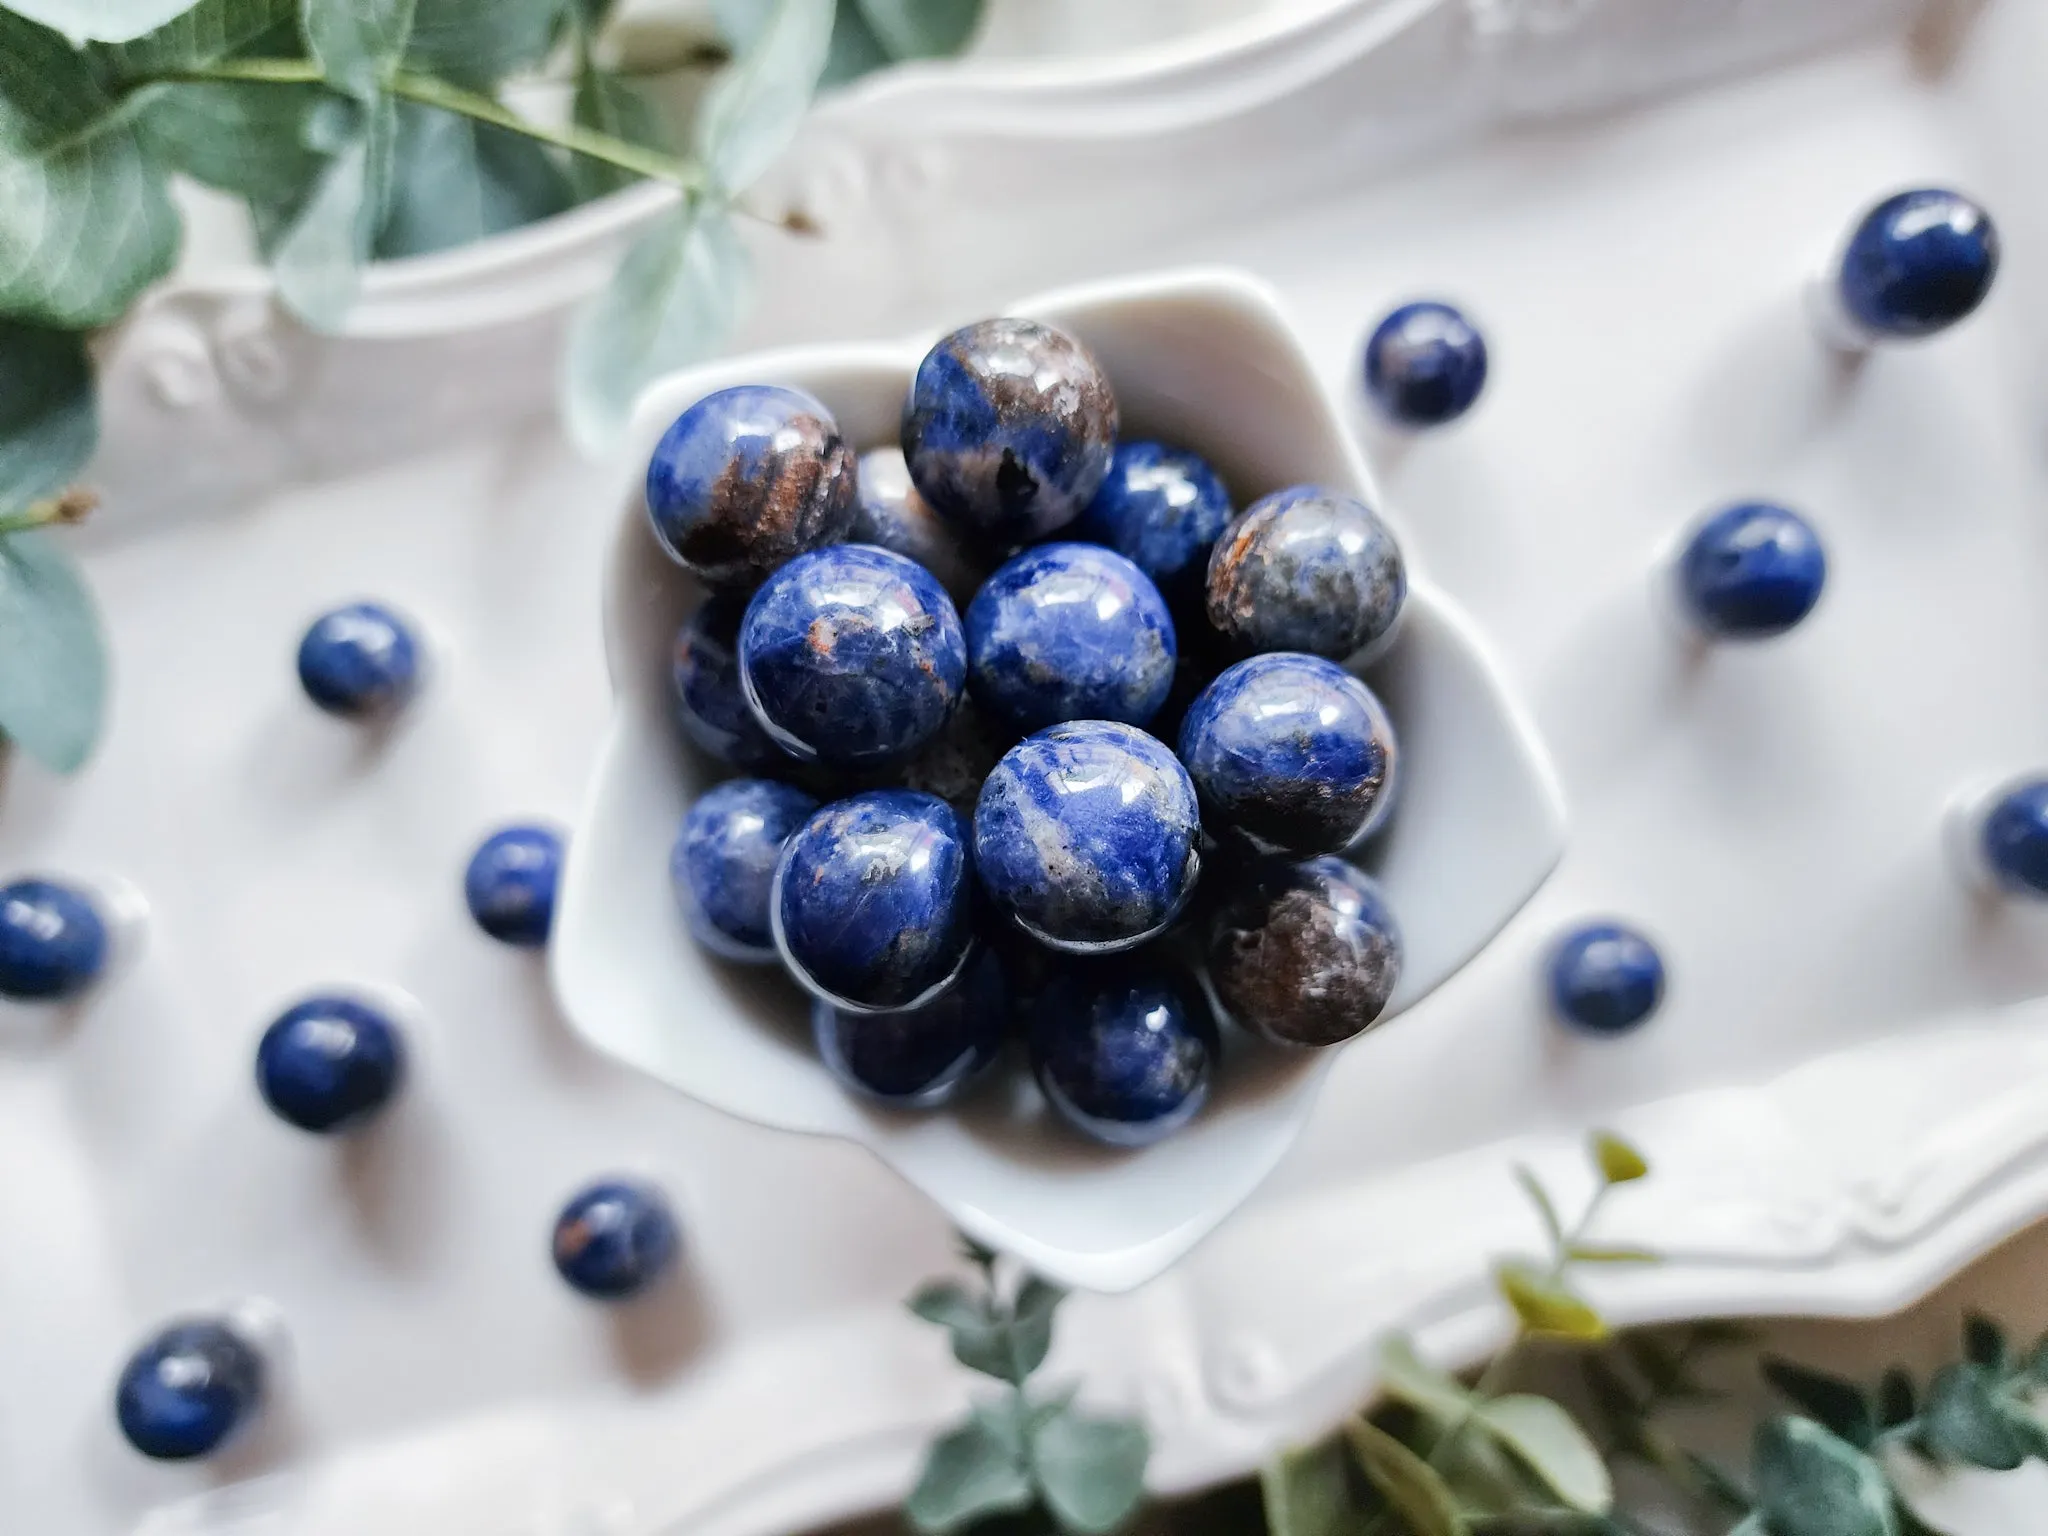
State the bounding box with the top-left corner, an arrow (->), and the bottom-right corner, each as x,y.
774,790 -> 977,1013
1179,653 -> 1398,856
463,823 -> 563,948
1547,921 -> 1665,1036
1205,856 -> 1402,1047
1675,502 -> 1827,640
1029,956 -> 1217,1147
901,318 -> 1119,547
812,947 -> 1006,1108
974,721 -> 1201,953
1981,778 -> 2048,898
644,384 -> 857,589
0,876 -> 107,1001
551,1178 -> 680,1300
671,778 -> 820,963
1362,300 -> 1489,427
1838,188 -> 1999,340
851,446 -> 990,607
1206,486 -> 1407,660
1071,440 -> 1234,612
672,594 -> 788,771
115,1318 -> 265,1460
296,601 -> 421,719
740,544 -> 967,771
254,994 -> 407,1133
964,542 -> 1177,734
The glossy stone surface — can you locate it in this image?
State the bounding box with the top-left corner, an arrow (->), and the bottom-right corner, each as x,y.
896,695 -> 1009,814
1029,958 -> 1216,1147
644,384 -> 857,588
974,722 -> 1200,953
115,1319 -> 265,1460
1179,654 -> 1398,856
851,447 -> 989,606
296,601 -> 421,718
1071,440 -> 1234,610
740,544 -> 967,771
0,877 -> 107,1001
1838,188 -> 1999,340
1206,487 -> 1406,660
812,948 -> 1005,1108
672,594 -> 787,770
1676,502 -> 1827,639
671,778 -> 820,963
255,994 -> 406,1133
965,543 -> 1177,733
1206,856 -> 1402,1047
1362,301 -> 1489,426
901,318 -> 1118,546
774,790 -> 976,1012
551,1178 -> 680,1300
463,824 -> 563,948
1982,779 -> 2048,898
1548,921 -> 1665,1036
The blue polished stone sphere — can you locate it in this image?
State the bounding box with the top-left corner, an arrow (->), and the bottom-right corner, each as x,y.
1206,856 -> 1402,1047
740,544 -> 967,771
551,1178 -> 679,1300
1029,957 -> 1216,1147
774,790 -> 976,1012
672,594 -> 788,771
644,384 -> 857,589
0,877 -> 107,1001
1676,502 -> 1827,639
463,824 -> 564,948
1363,301 -> 1489,427
1982,778 -> 2048,897
255,995 -> 406,1133
1207,486 -> 1406,660
1071,440 -> 1234,611
1179,654 -> 1398,856
1548,921 -> 1665,1036
851,447 -> 989,607
965,543 -> 1177,734
1838,188 -> 1999,341
296,601 -> 421,718
902,318 -> 1118,547
115,1318 -> 265,1460
671,778 -> 820,963
813,947 -> 1005,1108
974,721 -> 1201,953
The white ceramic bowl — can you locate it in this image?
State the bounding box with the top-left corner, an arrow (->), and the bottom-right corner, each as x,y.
551,268 -> 1567,1291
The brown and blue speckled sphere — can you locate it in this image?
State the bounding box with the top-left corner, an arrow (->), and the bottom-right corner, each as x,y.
1205,856 -> 1402,1048
1205,486 -> 1406,660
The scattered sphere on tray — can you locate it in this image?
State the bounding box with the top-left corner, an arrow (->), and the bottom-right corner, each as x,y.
1837,187 -> 1999,341
463,823 -> 564,948
965,542 -> 1177,734
1206,856 -> 1402,1047
671,778 -> 820,963
115,1318 -> 266,1460
813,948 -> 1006,1108
1363,300 -> 1489,427
644,384 -> 856,588
1072,440 -> 1234,611
852,446 -> 989,606
1675,501 -> 1827,640
1548,921 -> 1665,1036
1029,957 -> 1217,1147
0,876 -> 107,1001
255,994 -> 407,1133
1206,486 -> 1406,660
672,593 -> 789,771
552,1178 -> 680,1300
296,600 -> 421,719
1980,778 -> 2048,898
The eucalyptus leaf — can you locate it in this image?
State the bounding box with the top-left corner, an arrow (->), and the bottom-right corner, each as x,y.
909,1280 -> 1015,1381
695,0 -> 835,192
910,1280 -> 988,1333
1495,1264 -> 1607,1342
905,1413 -> 1034,1536
856,0 -> 983,58
1008,1275 -> 1067,1380
302,0 -> 416,99
822,3 -> 894,86
1761,1358 -> 1875,1450
1964,1314 -> 2008,1371
96,0 -> 296,73
2026,1332 -> 2048,1388
375,101 -> 572,258
1,0 -> 201,44
270,96 -> 395,330
1343,1417 -> 1468,1536
0,529 -> 108,773
1752,1416 -> 1898,1536
1725,1519 -> 1769,1536
1378,1335 -> 1477,1424
1472,1396 -> 1613,1513
1682,1451 -> 1752,1513
0,321 -> 94,514
1260,1440 -> 1370,1536
1878,1368 -> 1917,1430
1591,1132 -> 1648,1185
407,0 -> 572,87
1514,1167 -> 1564,1253
1030,1405 -> 1149,1536
1436,1429 -> 1547,1519
570,68 -> 665,200
137,82 -> 329,207
1921,1363 -> 2026,1470
972,1391 -> 1030,1461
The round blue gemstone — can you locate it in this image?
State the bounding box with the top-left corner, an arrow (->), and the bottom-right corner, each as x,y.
1676,502 -> 1826,639
672,594 -> 788,771
1029,957 -> 1216,1147
463,824 -> 564,948
1363,301 -> 1489,426
1179,654 -> 1398,856
851,447 -> 989,607
255,995 -> 406,1133
965,543 -> 1177,734
0,877 -> 108,1001
1206,856 -> 1402,1047
672,778 -> 820,962
974,721 -> 1200,953
296,601 -> 420,718
902,318 -> 1118,547
115,1319 -> 265,1460
813,947 -> 1006,1108
1207,486 -> 1406,660
774,790 -> 976,1012
644,384 -> 856,588
1071,441 -> 1234,611
551,1178 -> 679,1300
1548,922 -> 1665,1036
1838,188 -> 1999,340
1982,778 -> 2048,897
740,544 -> 967,771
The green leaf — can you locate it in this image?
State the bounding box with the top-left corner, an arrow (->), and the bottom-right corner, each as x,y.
570,68 -> 665,200
0,529 -> 108,772
1725,1519 -> 1770,1536
1591,1132 -> 1648,1185
95,0 -> 296,73
694,0 -> 834,192
1964,1313 -> 2008,1371
135,82 -> 329,206
1260,1440 -> 1370,1536
1752,1416 -> 1898,1536
855,0 -> 983,58
1514,1166 -> 1565,1254
1495,1263 -> 1607,1342
407,0 -> 571,87
2,0 -> 202,44
1433,1432 -> 1539,1520
1920,1363 -> 2026,1470
906,1413 -> 1034,1536
0,320 -> 94,514
374,100 -> 571,258
1471,1396 -> 1612,1513
1377,1335 -> 1477,1423
302,0 -> 416,99
1761,1358 -> 1876,1450
908,1280 -> 1016,1382
1565,1246 -> 1660,1265
1468,1517 -> 1630,1536
1342,1417 -> 1468,1536
1577,1356 -> 1646,1460
2025,1331 -> 2048,1388
1878,1368 -> 1917,1430
1681,1451 -> 1751,1513
270,95 -> 395,330
1995,1396 -> 2048,1462
1008,1275 -> 1066,1381
1030,1404 -> 1149,1536
821,3 -> 893,86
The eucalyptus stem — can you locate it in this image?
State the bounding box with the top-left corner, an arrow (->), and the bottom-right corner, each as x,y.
0,488 -> 96,538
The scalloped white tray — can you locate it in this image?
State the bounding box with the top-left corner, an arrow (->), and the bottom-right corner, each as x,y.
11,0 -> 2048,1532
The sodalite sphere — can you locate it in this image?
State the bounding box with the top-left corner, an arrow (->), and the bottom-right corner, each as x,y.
813,948 -> 1005,1108
463,824 -> 563,948
1207,486 -> 1407,660
852,447 -> 989,607
774,790 -> 976,1013
0,877 -> 107,1001
255,995 -> 406,1133
1179,654 -> 1397,856
671,778 -> 820,962
115,1319 -> 265,1460
1072,440 -> 1234,610
740,544 -> 967,771
974,721 -> 1201,954
296,601 -> 421,718
1981,779 -> 2048,898
1206,856 -> 1402,1048
1548,921 -> 1665,1036
965,543 -> 1177,734
1838,188 -> 1999,340
552,1179 -> 679,1300
1362,301 -> 1489,427
902,318 -> 1118,547
1029,957 -> 1216,1147
644,385 -> 857,588
1676,502 -> 1827,639
672,594 -> 786,771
